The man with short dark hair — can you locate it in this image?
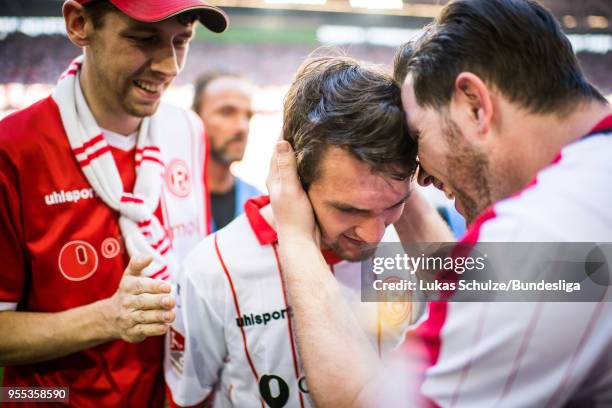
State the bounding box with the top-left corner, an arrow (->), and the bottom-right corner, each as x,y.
165,55 -> 420,407
192,71 -> 260,230
266,0 -> 612,406
0,1 -> 228,406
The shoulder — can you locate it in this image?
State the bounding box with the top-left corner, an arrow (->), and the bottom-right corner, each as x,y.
471,135 -> 612,242
0,97 -> 67,170
0,97 -> 60,146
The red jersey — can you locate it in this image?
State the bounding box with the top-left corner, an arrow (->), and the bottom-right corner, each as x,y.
0,96 -> 209,407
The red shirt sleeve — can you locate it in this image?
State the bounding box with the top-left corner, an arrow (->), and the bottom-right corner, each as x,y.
0,147 -> 27,307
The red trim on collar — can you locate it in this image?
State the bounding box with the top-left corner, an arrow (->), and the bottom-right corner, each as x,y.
244,195 -> 277,245
243,195 -> 342,266
322,250 -> 343,266
589,114 -> 612,134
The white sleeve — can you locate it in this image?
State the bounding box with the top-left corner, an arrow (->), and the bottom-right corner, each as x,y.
165,240 -> 228,407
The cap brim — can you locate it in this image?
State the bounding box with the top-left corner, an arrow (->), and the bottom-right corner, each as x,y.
111,0 -> 229,33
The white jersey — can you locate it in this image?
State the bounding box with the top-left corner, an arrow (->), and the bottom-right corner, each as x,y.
165,196 -> 414,407
406,116 -> 612,407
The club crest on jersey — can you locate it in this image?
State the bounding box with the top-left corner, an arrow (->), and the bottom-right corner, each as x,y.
165,159 -> 191,198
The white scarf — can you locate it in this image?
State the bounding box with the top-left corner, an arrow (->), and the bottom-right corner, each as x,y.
52,56 -> 175,280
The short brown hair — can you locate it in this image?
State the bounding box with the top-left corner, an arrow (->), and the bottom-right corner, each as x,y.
283,55 -> 417,189
396,0 -> 607,115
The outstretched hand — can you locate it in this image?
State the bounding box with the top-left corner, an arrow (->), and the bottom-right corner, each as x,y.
266,141 -> 320,246
104,256 -> 176,343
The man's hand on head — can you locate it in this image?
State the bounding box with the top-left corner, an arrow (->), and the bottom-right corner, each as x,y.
266,141 -> 320,246
103,255 -> 176,343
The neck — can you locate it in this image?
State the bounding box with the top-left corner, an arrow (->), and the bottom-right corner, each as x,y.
79,55 -> 142,136
499,99 -> 612,194
208,158 -> 235,194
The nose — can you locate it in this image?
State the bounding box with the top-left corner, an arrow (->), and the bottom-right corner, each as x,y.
417,163 -> 434,187
355,216 -> 387,244
150,45 -> 180,79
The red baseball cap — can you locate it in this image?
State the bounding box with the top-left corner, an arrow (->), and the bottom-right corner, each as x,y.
73,0 -> 229,33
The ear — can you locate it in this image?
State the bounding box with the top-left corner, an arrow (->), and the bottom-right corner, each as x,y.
63,0 -> 92,48
449,72 -> 493,141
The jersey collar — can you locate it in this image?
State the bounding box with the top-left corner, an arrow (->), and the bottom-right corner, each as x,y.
583,114 -> 612,139
244,195 -> 342,266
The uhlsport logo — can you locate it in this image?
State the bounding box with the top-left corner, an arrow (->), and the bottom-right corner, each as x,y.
165,159 -> 191,198
45,188 -> 96,206
236,308 -> 290,328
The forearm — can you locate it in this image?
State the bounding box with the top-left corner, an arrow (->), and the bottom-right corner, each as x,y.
278,239 -> 382,408
395,189 -> 455,245
0,298 -> 115,365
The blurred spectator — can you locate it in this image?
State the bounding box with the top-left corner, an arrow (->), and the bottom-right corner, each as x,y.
192,71 -> 260,230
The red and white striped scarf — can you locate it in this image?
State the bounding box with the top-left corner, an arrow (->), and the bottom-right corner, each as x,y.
52,56 -> 174,280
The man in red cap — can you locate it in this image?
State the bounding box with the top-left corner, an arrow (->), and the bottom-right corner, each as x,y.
0,1 -> 228,406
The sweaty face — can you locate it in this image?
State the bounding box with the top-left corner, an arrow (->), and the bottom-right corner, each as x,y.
401,77 -> 493,225
198,77 -> 254,165
86,11 -> 195,119
308,147 -> 411,262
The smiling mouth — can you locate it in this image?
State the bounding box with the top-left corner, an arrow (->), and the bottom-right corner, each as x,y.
133,79 -> 162,94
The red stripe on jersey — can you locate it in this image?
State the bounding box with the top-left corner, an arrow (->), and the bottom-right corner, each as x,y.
137,156 -> 165,166
121,195 -> 144,204
60,68 -> 79,79
136,146 -> 161,153
159,244 -> 171,256
214,234 -> 264,408
59,61 -> 82,79
72,134 -> 105,155
588,114 -> 612,134
138,219 -> 152,228
272,243 -> 306,408
77,145 -> 112,167
150,266 -> 168,280
152,235 -> 168,249
203,130 -> 212,235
